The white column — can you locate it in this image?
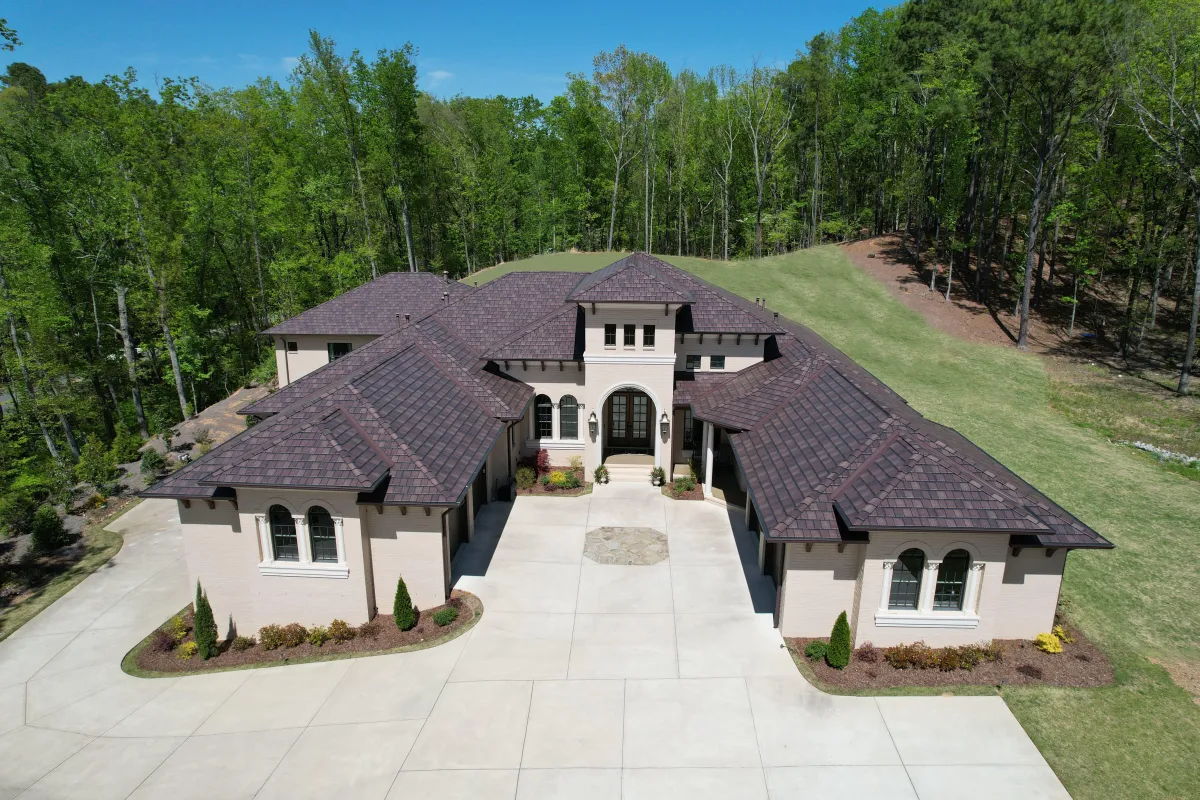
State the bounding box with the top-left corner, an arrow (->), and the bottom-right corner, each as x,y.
255,514 -> 271,564
878,561 -> 895,612
332,517 -> 346,565
702,421 -> 715,498
964,562 -> 985,613
293,515 -> 311,564
552,402 -> 560,441
918,560 -> 941,612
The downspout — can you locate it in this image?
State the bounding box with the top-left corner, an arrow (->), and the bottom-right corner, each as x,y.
279,336 -> 291,386
441,510 -> 451,602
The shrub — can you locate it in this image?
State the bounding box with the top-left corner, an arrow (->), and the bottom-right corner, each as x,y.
394,577 -> 417,631
281,623 -> 308,648
168,614 -> 189,643
109,424 -> 143,464
980,640 -> 1004,662
193,582 -> 218,659
1017,664 -> 1044,679
568,455 -> 583,471
308,625 -> 330,647
854,642 -> 879,663
192,426 -> 213,446
357,620 -> 380,639
151,628 -> 176,653
563,471 -> 581,489
329,618 -> 355,642
0,489 -> 39,538
804,640 -> 828,661
1052,624 -> 1074,644
535,449 -> 550,475
539,474 -> 550,485
140,448 -> 166,479
884,642 -> 937,670
259,624 -> 285,650
433,607 -> 459,627
516,466 -> 536,490
1034,633 -> 1062,654
29,506 -> 71,553
230,635 -> 255,652
594,465 -> 609,483
75,438 -> 117,489
937,648 -> 962,672
548,470 -> 568,488
956,646 -> 981,671
826,611 -> 851,669
176,641 -> 198,660
197,442 -> 212,456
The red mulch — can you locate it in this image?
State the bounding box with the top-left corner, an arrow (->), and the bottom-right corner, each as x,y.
134,590 -> 481,674
662,484 -> 703,501
517,468 -> 591,496
787,622 -> 1112,690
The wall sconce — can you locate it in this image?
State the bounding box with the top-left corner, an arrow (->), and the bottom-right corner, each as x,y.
660,412 -> 670,438
588,411 -> 598,437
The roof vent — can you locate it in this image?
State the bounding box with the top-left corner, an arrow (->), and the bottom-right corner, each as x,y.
396,313 -> 402,328
442,291 -> 449,304
404,313 -> 411,323
773,312 -> 779,321
443,271 -> 449,283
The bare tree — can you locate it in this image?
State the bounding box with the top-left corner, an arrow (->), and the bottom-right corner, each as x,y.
594,46 -> 639,251
736,63 -> 792,258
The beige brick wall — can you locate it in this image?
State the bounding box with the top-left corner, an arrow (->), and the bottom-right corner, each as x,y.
993,547 -> 1066,639
365,506 -> 447,615
180,488 -> 374,639
778,543 -> 864,638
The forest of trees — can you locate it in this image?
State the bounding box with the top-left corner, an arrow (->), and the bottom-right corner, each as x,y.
1,0 -> 1199,527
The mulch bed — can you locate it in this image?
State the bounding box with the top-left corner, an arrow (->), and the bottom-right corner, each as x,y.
787,622 -> 1112,691
130,590 -> 482,675
517,468 -> 591,496
662,484 -> 703,501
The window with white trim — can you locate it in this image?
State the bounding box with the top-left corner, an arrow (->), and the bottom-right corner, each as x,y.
888,548 -> 924,610
268,505 -> 298,561
534,395 -> 553,438
307,506 -> 338,563
559,395 -> 579,440
933,549 -> 970,610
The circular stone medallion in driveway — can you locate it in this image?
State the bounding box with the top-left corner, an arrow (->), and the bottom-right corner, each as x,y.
584,526 -> 668,565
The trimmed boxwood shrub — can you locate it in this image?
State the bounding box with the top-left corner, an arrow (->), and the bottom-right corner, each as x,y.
432,607 -> 458,627
826,611 -> 852,669
394,576 -> 417,631
804,640 -> 828,661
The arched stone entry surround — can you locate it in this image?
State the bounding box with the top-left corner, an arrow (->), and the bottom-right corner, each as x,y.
595,383 -> 666,469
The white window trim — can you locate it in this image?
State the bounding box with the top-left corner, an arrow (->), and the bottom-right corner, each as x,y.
875,556 -> 984,629
255,512 -> 349,579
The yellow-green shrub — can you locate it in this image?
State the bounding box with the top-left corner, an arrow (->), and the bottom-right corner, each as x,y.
1052,624 -> 1074,644
548,470 -> 568,487
176,641 -> 198,660
1035,632 -> 1062,653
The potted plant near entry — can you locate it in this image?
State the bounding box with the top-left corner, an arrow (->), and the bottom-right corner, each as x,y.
594,464 -> 609,484
650,467 -> 666,486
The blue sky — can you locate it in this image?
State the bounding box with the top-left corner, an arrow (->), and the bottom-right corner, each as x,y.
4,1 -> 878,100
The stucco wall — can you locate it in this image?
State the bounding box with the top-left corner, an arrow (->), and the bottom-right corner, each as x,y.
180,488 -> 374,639
993,547 -> 1066,639
675,334 -> 764,373
778,543 -> 864,638
274,334 -> 378,387
365,506 -> 447,614
581,302 -> 679,357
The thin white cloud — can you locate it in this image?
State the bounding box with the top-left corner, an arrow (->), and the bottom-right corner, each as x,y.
427,69 -> 454,85
281,56 -> 299,71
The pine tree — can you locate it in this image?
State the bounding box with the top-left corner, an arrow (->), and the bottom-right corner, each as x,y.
826,610 -> 852,669
193,580 -> 218,659
393,576 -> 416,631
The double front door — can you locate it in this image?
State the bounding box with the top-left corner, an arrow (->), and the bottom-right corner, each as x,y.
607,391 -> 651,454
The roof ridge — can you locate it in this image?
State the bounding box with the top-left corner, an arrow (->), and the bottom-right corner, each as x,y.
826,429 -> 905,505
324,404 -> 396,471
483,302 -> 576,358
410,338 -> 508,421
342,381 -> 446,493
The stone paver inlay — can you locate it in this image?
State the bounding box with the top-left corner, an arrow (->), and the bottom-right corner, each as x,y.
583,526 -> 668,565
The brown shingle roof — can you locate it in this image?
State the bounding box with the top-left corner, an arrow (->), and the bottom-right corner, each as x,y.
264,271 -> 472,336
568,253 -> 695,303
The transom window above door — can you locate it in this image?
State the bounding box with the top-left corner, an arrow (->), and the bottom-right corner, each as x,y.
327,342 -> 353,361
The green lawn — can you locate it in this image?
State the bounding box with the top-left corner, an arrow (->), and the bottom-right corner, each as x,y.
478,248 -> 1200,799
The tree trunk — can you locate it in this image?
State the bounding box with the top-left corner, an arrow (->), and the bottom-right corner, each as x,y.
607,143 -> 623,251
116,286 -> 150,438
1017,154 -> 1048,350
1179,191 -> 1200,395
0,256 -> 61,462
400,188 -> 418,272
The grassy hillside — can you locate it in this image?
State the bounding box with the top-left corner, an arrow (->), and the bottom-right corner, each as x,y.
478,247 -> 1200,799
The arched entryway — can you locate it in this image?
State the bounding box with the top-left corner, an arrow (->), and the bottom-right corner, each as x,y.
603,389 -> 654,459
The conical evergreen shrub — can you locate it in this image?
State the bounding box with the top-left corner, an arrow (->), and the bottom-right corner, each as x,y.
193,580 -> 218,659
826,610 -> 852,669
394,576 -> 417,631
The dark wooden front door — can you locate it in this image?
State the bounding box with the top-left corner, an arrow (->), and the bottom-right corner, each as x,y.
606,391 -> 651,455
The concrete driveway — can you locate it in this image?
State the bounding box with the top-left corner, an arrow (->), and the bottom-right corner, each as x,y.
0,487 -> 1071,799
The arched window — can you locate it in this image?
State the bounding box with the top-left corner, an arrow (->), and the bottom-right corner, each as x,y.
934,549 -> 971,610
535,395 -> 553,439
888,548 -> 925,610
559,395 -> 578,440
268,505 -> 298,561
308,506 -> 338,563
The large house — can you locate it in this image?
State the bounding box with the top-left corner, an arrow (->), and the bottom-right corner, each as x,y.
144,253 -> 1111,645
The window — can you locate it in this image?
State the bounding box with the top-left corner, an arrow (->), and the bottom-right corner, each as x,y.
888,548 -> 925,610
934,550 -> 970,610
308,506 -> 338,563
286,341 -> 298,353
683,407 -> 695,447
685,354 -> 702,371
535,395 -> 553,438
268,505 -> 298,561
604,324 -> 616,347
327,342 -> 352,362
710,355 -> 726,370
559,395 -> 578,440
632,395 -> 648,439
643,325 -> 656,348
623,324 -> 636,347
